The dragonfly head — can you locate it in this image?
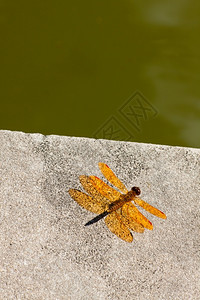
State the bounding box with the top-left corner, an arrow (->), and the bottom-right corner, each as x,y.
131,186 -> 141,196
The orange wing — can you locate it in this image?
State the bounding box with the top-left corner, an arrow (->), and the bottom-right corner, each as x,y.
105,211 -> 133,243
89,175 -> 121,202
134,197 -> 167,219
79,175 -> 110,205
104,198 -> 156,242
119,205 -> 145,233
98,162 -> 128,193
122,202 -> 153,230
68,189 -> 107,214
69,174 -> 111,214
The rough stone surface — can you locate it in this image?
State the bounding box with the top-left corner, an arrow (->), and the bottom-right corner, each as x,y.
0,130 -> 199,300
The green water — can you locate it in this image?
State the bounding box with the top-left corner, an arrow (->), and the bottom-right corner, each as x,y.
0,1 -> 200,148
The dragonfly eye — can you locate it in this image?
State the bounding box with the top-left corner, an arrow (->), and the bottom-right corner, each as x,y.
131,186 -> 141,195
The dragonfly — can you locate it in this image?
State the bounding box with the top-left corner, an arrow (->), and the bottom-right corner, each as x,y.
68,163 -> 166,242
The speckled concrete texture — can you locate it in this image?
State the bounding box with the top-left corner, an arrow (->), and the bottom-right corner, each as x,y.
0,130 -> 199,299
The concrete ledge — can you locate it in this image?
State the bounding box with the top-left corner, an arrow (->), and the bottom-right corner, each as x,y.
0,130 -> 199,299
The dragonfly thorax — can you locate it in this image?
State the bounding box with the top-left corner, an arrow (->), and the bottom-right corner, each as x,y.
107,189 -> 139,213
